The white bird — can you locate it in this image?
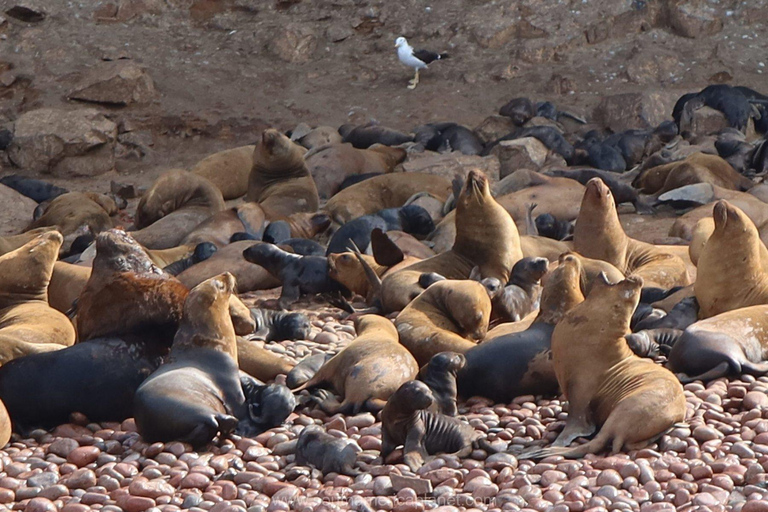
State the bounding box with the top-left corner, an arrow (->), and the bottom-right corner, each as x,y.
395,36 -> 449,90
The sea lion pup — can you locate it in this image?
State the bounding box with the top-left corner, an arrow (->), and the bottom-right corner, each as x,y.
483,257 -> 549,323
695,200 -> 768,318
395,279 -> 492,366
0,231 -> 76,364
418,352 -> 465,417
295,425 -> 360,477
246,129 -> 319,219
131,169 -> 226,250
666,305 -> 768,383
243,244 -> 344,309
0,174 -> 68,203
380,170 -> 522,313
292,315 -> 418,414
249,308 -> 311,342
181,203 -> 266,248
162,242 -> 218,276
191,145 -> 255,200
134,273 -> 260,447
573,178 -> 690,290
380,380 -> 499,471
340,122 -> 413,149
457,253 -> 585,403
306,143 -> 407,199
519,274 -> 686,460
26,192 -> 118,251
633,296 -> 699,332
633,152 -> 752,194
323,172 -> 453,225
75,230 -> 189,342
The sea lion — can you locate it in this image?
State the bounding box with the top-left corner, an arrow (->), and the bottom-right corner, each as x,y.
0,174 -> 68,203
324,173 -> 452,225
457,253 -> 585,402
499,97 -> 534,125
413,123 -> 484,155
236,337 -> 295,382
0,231 -> 76,364
340,122 -> 413,149
484,257 -> 548,323
633,296 -> 699,332
673,85 -> 755,132
0,227 -> 56,257
295,425 -> 360,476
162,242 -> 218,276
327,249 -> 422,304
249,308 -> 311,342
694,200 -> 768,318
242,244 -> 344,309
294,125 -> 343,150
380,170 -> 522,312
519,274 -> 686,460
543,168 -> 644,211
667,305 -> 768,382
633,152 -> 752,194
182,203 -> 266,248
286,353 -> 330,389
48,261 -> 91,314
177,241 -> 281,294
131,169 -> 225,250
306,143 -> 406,199
293,315 -> 418,414
134,273 -> 267,446
0,399 -> 9,448
326,205 -> 434,255
380,380 -> 498,471
395,279 -> 492,366
485,126 -> 574,163
573,178 -> 690,289
246,129 -> 319,219
191,145 -> 255,200
26,192 -> 118,251
418,352 -> 465,417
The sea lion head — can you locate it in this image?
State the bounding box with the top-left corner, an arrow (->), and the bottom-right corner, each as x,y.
458,170 -> 491,208
273,312 -> 311,341
424,351 -> 466,376
256,129 -> 304,172
537,252 -> 585,324
392,380 -> 434,411
399,205 -> 435,237
93,229 -> 160,275
0,230 -> 63,305
510,257 -> 549,287
479,277 -> 503,299
712,199 -> 753,237
439,281 -> 492,341
327,251 -> 368,294
589,272 -> 644,326
583,178 -> 613,210
229,295 -> 256,336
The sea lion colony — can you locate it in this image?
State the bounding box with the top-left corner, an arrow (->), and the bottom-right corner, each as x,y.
3,85 -> 768,511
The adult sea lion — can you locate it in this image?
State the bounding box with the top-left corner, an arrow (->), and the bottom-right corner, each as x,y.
48,261 -> 91,314
694,200 -> 768,318
0,399 -> 9,448
246,129 -> 319,219
633,152 -> 751,194
0,227 -> 56,257
0,231 -> 76,364
191,145 -> 255,200
573,178 -> 690,289
181,203 -> 266,248
520,274 -> 686,460
326,205 -> 434,255
395,279 -> 492,366
293,315 -> 418,414
380,170 -> 522,312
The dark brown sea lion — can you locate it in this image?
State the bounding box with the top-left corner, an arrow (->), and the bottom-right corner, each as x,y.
131,169 -> 225,250
380,170 -> 522,313
418,352 -> 465,417
633,152 -> 752,194
0,231 -> 76,364
324,173 -> 453,225
573,178 -> 690,289
457,253 -> 585,402
395,279 -> 492,366
520,274 -> 686,460
340,122 -> 413,149
134,273 -> 268,447
293,315 -> 418,414
295,425 -> 360,476
380,380 -> 498,471
694,200 -> 768,318
667,305 -> 768,382
306,143 -> 407,199
246,129 -> 319,219
191,145 -> 255,200
483,257 -> 548,323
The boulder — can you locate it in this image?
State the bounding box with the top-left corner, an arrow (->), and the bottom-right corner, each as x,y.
401,152 -> 500,182
271,24 -> 317,63
473,116 -> 516,146
8,108 -> 117,177
593,92 -> 672,132
69,61 -> 155,106
0,184 -> 36,235
490,138 -> 549,179
668,3 -> 723,38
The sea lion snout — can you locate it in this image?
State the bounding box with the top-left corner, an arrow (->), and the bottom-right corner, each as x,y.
712,200 -> 729,230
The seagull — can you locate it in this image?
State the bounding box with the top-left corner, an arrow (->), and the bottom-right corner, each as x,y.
395,36 -> 449,90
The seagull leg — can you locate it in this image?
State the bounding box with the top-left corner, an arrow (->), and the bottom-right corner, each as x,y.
408,69 -> 419,90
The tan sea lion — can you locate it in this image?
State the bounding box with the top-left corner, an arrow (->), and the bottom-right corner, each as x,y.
633,152 -> 752,194
0,399 -> 9,448
324,173 -> 453,225
236,338 -> 295,382
48,261 -> 91,314
496,173 -> 585,233
306,143 -> 407,199
132,169 -> 225,250
293,315 -> 418,414
0,231 -> 76,365
191,145 -> 255,200
695,200 -> 768,318
520,273 -> 686,459
380,170 -> 522,313
246,129 -> 319,219
295,125 -> 343,150
573,178 -> 690,289
395,279 -> 492,366
182,203 -> 266,248
0,228 -> 57,257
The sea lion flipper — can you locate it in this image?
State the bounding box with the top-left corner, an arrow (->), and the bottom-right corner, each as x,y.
525,203 -> 539,236
370,228 -> 405,267
350,241 -> 382,297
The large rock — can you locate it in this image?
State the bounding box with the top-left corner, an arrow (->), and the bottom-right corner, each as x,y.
8,108 -> 117,177
69,61 -> 155,106
271,24 -> 317,63
473,116 -> 515,145
0,184 -> 36,235
681,106 -> 757,140
490,138 -> 549,179
668,3 -> 722,38
592,92 -> 672,132
401,152 -> 500,182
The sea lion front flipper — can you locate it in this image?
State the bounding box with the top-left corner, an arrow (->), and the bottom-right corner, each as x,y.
525,203 -> 539,236
278,284 -> 300,310
402,423 -> 428,472
370,228 -> 405,267
675,361 -> 732,384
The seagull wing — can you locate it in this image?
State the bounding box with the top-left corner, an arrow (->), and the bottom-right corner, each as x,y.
412,49 -> 443,65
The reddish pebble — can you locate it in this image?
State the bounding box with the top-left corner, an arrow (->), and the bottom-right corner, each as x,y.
24,497 -> 57,512
63,469 -> 96,489
743,501 -> 768,512
67,446 -> 100,467
116,494 -> 156,512
60,504 -> 90,512
180,473 -> 210,490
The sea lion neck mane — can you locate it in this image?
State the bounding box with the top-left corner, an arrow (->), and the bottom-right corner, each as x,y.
249,130 -> 309,194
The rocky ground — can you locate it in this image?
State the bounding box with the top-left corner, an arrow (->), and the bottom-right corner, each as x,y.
3,0 -> 768,511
